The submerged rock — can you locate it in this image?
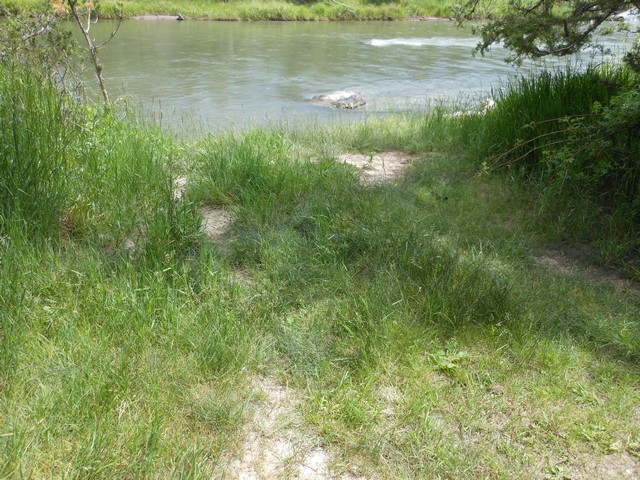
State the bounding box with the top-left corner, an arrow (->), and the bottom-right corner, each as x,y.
311,91 -> 366,109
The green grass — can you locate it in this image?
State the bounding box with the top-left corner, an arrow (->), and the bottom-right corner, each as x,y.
457,67 -> 633,170
1,62 -> 639,477
446,66 -> 640,274
1,0 -> 506,20
0,63 -> 72,238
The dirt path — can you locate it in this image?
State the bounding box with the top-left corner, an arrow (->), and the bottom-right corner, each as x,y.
338,151 -> 418,185
227,376 -> 365,480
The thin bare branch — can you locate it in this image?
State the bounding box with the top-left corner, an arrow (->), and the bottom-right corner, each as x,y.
328,0 -> 356,14
85,5 -> 92,32
96,15 -> 123,49
522,0 -> 546,15
67,0 -> 109,103
488,139 -> 571,170
20,14 -> 56,41
485,113 -> 603,170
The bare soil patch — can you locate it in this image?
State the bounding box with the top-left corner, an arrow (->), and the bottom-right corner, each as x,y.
173,176 -> 188,201
338,151 -> 419,185
227,376 -> 365,480
199,206 -> 233,240
173,176 -> 234,240
571,452 -> 640,479
534,249 -> 639,293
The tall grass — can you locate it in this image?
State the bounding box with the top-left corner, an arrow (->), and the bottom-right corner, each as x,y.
458,66 -> 633,170
0,62 -> 74,238
64,107 -> 202,265
0,62 -> 250,478
5,0 -> 509,19
92,0 -> 413,20
0,60 -> 201,261
186,118 -> 640,478
193,127 -> 511,328
438,66 -> 640,270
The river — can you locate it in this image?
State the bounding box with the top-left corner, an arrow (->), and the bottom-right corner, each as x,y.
83,19 -> 635,131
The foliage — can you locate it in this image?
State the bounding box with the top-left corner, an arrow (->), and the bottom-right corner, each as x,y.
444,66 -> 640,266
0,2 -> 78,87
0,0 -> 121,101
542,82 -> 640,204
538,81 -> 640,261
624,35 -> 640,72
455,0 -> 640,267
456,0 -> 640,62
469,67 -> 633,169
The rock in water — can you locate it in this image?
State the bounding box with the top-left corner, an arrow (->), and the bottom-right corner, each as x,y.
311,91 -> 365,109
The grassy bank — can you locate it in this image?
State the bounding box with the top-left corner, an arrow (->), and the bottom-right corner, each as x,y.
1,0 -> 503,20
453,67 -> 640,275
1,60 -> 640,478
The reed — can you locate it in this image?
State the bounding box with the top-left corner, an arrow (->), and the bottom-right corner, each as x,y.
0,63 -> 75,238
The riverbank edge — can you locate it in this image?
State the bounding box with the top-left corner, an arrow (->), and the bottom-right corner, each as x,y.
127,13 -> 452,21
0,0 -> 476,21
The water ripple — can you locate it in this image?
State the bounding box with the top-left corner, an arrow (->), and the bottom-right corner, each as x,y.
369,37 -> 480,48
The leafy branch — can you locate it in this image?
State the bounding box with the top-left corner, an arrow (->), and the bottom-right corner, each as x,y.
455,0 -> 640,62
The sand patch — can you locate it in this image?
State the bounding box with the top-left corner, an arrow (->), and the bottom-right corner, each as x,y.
570,452 -> 640,479
199,206 -> 233,240
338,151 -> 418,185
228,376 -> 365,480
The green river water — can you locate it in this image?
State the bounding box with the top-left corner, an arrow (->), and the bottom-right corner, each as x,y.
83,19 -> 634,131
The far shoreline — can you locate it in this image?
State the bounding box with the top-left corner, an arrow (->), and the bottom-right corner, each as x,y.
2,0 -> 473,22
128,14 -> 452,21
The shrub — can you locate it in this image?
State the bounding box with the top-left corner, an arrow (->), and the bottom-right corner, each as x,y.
453,66 -> 640,267
469,67 -> 632,170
